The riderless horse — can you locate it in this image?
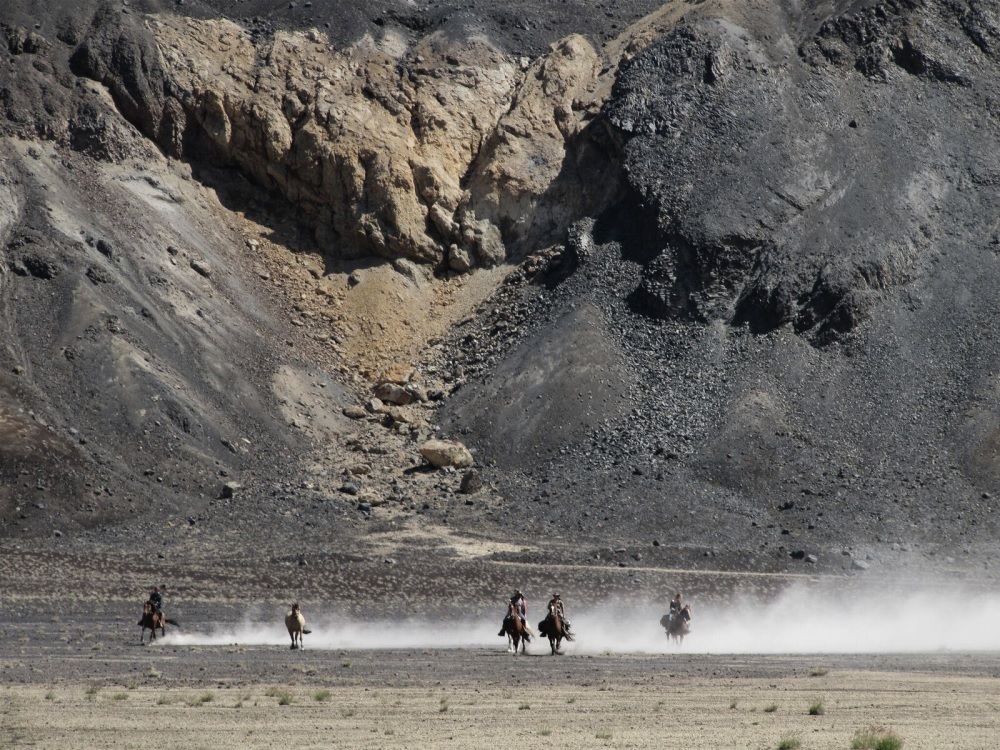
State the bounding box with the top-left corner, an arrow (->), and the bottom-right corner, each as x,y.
285,602 -> 311,649
502,600 -> 530,655
138,600 -> 179,644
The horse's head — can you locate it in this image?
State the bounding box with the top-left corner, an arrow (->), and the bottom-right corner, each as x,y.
143,601 -> 153,615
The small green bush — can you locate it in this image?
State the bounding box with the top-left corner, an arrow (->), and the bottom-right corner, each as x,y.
808,700 -> 824,715
313,689 -> 332,702
763,704 -> 778,713
777,739 -> 801,750
852,726 -> 903,750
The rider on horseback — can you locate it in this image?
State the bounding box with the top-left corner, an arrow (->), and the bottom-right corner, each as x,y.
668,592 -> 682,625
148,586 -> 163,614
499,589 -> 528,636
548,592 -> 573,639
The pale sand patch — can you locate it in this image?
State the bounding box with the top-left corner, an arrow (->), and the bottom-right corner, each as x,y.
365,522 -> 533,558
4,671 -> 999,749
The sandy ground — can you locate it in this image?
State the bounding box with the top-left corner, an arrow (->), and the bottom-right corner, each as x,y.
2,615 -> 1000,750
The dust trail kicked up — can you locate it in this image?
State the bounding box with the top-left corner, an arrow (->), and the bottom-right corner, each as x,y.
162,585 -> 1000,654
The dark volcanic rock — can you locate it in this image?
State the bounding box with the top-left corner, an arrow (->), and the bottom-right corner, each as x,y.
3,0 -> 1000,583
443,0 -> 1000,569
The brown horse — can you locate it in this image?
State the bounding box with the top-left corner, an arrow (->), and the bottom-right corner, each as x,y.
538,602 -> 571,655
138,601 -> 179,644
660,604 -> 691,646
502,601 -> 530,655
285,603 -> 311,649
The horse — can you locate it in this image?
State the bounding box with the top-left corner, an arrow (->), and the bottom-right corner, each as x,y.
138,600 -> 179,644
660,604 -> 691,646
502,600 -> 530,655
285,602 -> 311,649
538,602 -> 572,655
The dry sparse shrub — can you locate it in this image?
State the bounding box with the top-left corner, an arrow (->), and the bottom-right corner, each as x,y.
852,726 -> 903,750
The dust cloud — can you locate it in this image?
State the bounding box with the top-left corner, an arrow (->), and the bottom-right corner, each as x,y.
162,584 -> 1000,654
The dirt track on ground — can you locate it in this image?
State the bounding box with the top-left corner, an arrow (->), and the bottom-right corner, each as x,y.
2,615 -> 1000,749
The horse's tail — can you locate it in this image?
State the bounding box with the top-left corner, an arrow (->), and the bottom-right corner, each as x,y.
165,618 -> 180,627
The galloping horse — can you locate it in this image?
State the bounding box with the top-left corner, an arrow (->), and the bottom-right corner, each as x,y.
660,604 -> 691,646
538,602 -> 571,655
138,601 -> 179,644
285,603 -> 311,649
502,600 -> 530,655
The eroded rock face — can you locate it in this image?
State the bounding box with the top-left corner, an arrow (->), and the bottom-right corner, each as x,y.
58,10 -> 638,272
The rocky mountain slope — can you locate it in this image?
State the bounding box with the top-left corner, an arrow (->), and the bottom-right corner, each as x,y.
2,0 -> 1000,592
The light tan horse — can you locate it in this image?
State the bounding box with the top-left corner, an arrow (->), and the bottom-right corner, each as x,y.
285,602 -> 310,649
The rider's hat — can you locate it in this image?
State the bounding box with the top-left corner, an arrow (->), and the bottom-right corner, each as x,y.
552,592 -> 560,597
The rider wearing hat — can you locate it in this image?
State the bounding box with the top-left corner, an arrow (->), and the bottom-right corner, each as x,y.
548,592 -> 573,639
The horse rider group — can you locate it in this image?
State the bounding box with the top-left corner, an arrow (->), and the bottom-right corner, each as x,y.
498,590 -> 573,640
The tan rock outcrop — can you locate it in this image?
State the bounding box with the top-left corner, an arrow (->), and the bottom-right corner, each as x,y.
148,17 -> 521,266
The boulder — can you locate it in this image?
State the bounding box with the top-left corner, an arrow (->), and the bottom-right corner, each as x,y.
460,468 -> 483,494
404,382 -> 429,403
380,363 -> 414,384
342,405 -> 367,419
219,481 -> 242,499
420,439 -> 474,469
375,382 -> 412,405
448,245 -> 473,272
190,258 -> 213,277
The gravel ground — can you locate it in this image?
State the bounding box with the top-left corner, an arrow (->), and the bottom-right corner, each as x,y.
2,624 -> 1000,749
